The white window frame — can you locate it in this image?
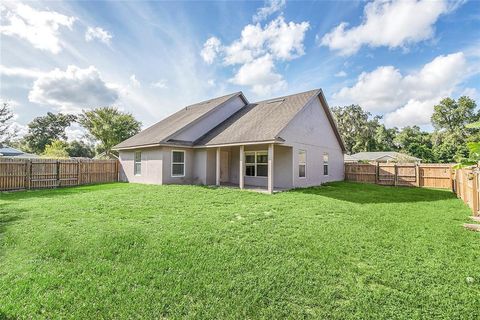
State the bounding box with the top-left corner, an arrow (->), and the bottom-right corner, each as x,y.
323,152 -> 329,176
134,151 -> 142,176
171,150 -> 185,177
244,151 -> 268,178
298,149 -> 306,179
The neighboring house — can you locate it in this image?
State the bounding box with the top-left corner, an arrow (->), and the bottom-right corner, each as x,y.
346,151 -> 421,163
0,145 -> 39,159
114,89 -> 346,193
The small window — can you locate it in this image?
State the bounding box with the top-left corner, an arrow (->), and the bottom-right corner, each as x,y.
134,151 -> 141,176
245,151 -> 268,177
299,150 -> 306,178
323,153 -> 329,176
172,150 -> 185,177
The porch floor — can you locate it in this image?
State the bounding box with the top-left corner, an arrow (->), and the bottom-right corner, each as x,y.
219,182 -> 287,194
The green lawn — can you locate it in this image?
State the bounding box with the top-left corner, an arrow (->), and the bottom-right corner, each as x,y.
1,182 -> 479,319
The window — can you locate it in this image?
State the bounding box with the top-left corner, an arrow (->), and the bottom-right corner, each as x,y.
245,151 -> 268,177
298,150 -> 306,178
134,151 -> 141,176
172,150 -> 185,177
323,153 -> 329,176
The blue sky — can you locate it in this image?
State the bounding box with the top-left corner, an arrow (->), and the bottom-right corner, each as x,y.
1,0 -> 479,140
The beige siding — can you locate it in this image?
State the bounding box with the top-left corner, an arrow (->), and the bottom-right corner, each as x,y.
279,96 -> 344,188
119,148 -> 163,184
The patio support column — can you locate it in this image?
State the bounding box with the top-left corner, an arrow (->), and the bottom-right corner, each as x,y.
216,147 -> 221,186
239,145 -> 245,189
268,143 -> 274,194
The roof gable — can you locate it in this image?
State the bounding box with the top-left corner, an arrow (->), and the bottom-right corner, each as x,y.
197,89 -> 322,146
115,92 -> 246,149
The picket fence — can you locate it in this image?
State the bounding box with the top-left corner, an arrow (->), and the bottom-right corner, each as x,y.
0,158 -> 118,191
453,167 -> 480,216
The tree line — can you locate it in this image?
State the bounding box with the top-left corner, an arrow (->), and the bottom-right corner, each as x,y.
0,103 -> 141,159
332,96 -> 478,163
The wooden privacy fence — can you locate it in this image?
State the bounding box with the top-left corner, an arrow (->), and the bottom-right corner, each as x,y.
0,158 -> 118,191
345,163 -> 454,189
453,167 -> 480,216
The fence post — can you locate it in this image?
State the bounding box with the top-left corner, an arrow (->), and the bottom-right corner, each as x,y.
25,160 -> 32,190
394,164 -> 397,186
415,164 -> 420,188
56,160 -> 60,187
472,170 -> 479,214
375,162 -> 379,184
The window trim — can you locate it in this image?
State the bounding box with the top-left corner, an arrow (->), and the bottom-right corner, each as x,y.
244,150 -> 268,178
323,152 -> 329,176
298,149 -> 306,179
171,150 -> 186,177
134,151 -> 142,176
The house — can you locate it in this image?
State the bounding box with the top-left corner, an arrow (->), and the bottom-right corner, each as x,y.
346,151 -> 421,163
0,145 -> 39,159
114,89 -> 346,193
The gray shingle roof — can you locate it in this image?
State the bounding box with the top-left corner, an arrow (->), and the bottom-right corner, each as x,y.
197,89 -> 321,146
0,146 -> 39,158
114,89 -> 345,151
114,92 -> 243,149
351,152 -> 421,161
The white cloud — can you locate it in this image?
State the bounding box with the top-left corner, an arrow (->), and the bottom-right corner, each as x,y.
129,74 -> 140,88
320,0 -> 452,56
335,71 -> 347,77
151,79 -> 168,89
85,26 -> 113,45
201,16 -> 309,96
200,37 -> 222,64
229,54 -> 286,96
253,0 -> 286,23
28,65 -> 119,112
0,65 -> 46,78
332,52 -> 469,127
0,3 -> 76,54
207,79 -> 216,87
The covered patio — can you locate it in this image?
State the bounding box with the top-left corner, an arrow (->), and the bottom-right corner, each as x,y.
210,143 -> 293,194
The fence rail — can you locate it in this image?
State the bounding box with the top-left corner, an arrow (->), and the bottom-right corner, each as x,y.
345,163 -> 454,189
453,167 -> 480,216
0,158 -> 118,191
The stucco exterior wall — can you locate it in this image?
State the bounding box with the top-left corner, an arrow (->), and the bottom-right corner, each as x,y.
119,148 -> 163,184
173,96 -> 246,142
279,96 -> 344,188
161,147 -> 195,184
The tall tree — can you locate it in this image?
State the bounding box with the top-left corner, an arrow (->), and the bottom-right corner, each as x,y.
431,96 -> 478,134
431,96 -> 478,162
0,102 -> 16,146
23,112 -> 76,154
78,107 -> 141,157
66,140 -> 95,158
42,140 -> 69,159
395,126 -> 434,162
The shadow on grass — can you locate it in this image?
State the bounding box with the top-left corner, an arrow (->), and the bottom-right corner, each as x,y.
0,311 -> 17,320
0,182 -> 124,201
289,181 -> 456,204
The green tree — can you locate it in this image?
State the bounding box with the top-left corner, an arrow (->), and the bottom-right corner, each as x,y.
0,102 -> 16,146
395,126 -> 434,162
374,125 -> 399,151
431,96 -> 478,162
23,112 -> 76,154
78,107 -> 141,157
66,140 -> 95,158
332,105 -> 380,153
42,140 -> 69,159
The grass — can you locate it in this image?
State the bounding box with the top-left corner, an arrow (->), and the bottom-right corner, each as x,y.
0,182 -> 479,319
